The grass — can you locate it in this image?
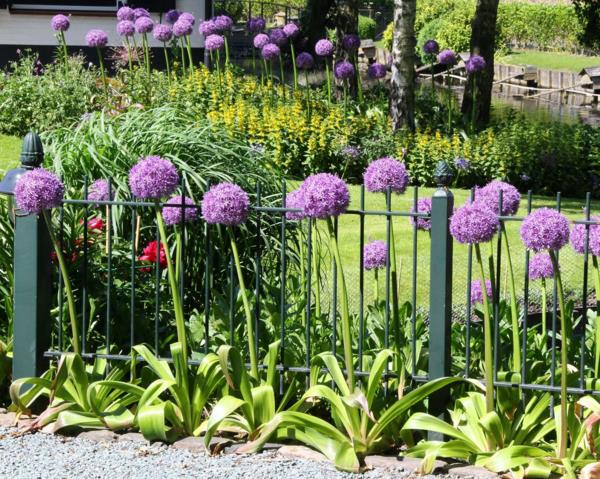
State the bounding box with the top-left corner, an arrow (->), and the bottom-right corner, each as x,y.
0,135 -> 21,174
499,49 -> 600,73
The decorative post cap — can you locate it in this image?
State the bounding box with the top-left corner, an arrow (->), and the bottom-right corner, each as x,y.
20,131 -> 44,168
433,161 -> 453,188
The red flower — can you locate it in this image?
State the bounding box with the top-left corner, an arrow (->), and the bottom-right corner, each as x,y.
80,217 -> 105,232
139,240 -> 167,272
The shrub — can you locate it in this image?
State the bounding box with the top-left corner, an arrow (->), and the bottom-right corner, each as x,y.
358,15 -> 377,40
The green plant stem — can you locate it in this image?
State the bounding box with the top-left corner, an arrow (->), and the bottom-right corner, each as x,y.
175,227 -> 182,287
180,42 -> 187,76
185,35 -> 194,72
142,34 -> 151,77
430,61 -> 435,88
594,256 -> 600,376
389,221 -> 401,355
125,38 -> 133,73
374,269 -> 379,303
488,241 -> 497,301
299,228 -> 306,303
163,45 -> 171,84
224,36 -> 230,67
541,278 -> 547,338
474,243 -> 494,413
354,53 -> 363,104
42,210 -> 80,355
227,226 -> 259,380
312,222 -> 321,317
290,43 -> 298,91
549,250 -> 567,459
326,218 -> 354,390
325,60 -> 332,104
279,54 -> 286,99
470,76 -> 478,133
343,82 -> 348,116
96,47 -> 108,98
305,70 -> 311,120
502,225 -> 521,372
446,69 -> 452,131
59,32 -> 68,75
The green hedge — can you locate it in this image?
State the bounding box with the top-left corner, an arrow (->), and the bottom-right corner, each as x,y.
358,15 -> 377,39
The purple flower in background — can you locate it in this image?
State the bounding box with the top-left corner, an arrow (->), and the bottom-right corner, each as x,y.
520,208 -> 570,252
88,179 -> 113,204
423,39 -> 439,55
270,28 -> 288,47
520,173 -> 531,183
411,198 -> 433,231
213,15 -> 233,32
334,60 -> 355,80
33,60 -> 44,76
51,14 -> 70,32
165,9 -> 181,24
15,168 -> 65,214
129,156 -> 179,200
253,33 -> 270,49
283,23 -> 300,39
179,12 -> 195,25
342,34 -> 361,51
450,203 -> 499,244
117,20 -> 135,37
199,19 -> 218,37
135,16 -> 154,34
570,219 -> 600,256
133,8 -> 150,19
466,54 -> 486,73
300,173 -> 350,219
86,29 -> 109,48
153,24 -> 173,43
454,157 -> 470,170
315,39 -> 334,57
364,157 -> 410,194
173,20 -> 193,37
368,63 -> 386,79
205,34 -> 225,51
162,196 -> 199,226
285,189 -> 305,221
474,180 -> 521,216
364,240 -> 388,270
247,17 -> 266,33
529,254 -> 555,280
201,183 -> 250,226
296,52 -> 314,70
470,279 -> 492,305
117,6 -> 134,21
261,43 -> 280,61
342,145 -> 360,159
438,49 -> 456,66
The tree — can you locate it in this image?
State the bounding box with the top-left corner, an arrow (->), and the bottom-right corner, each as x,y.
390,0 -> 417,131
572,0 -> 600,51
301,0 -> 336,50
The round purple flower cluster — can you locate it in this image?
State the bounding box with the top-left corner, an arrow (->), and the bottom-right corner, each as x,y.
261,43 -> 280,61
364,157 -> 410,194
283,23 -> 300,39
198,19 -> 218,37
205,34 -> 225,51
470,279 -> 492,305
133,8 -> 150,19
201,183 -> 250,226
270,28 -> 288,47
162,195 -> 199,226
296,52 -> 314,70
570,219 -> 600,256
423,39 -> 439,55
315,39 -> 334,57
117,6 -> 134,21
165,9 -> 181,24
520,208 -> 570,252
51,14 -> 70,32
342,34 -> 361,51
364,240 -> 388,270
341,145 -> 360,158
129,156 -> 179,200
213,15 -> 233,32
300,173 -> 350,219
285,189 -> 305,221
411,198 -> 433,231
368,63 -> 386,79
454,157 -> 470,170
179,12 -> 195,25
135,16 -> 154,34
86,29 -> 108,48
174,19 -> 193,37
253,33 -> 270,49
334,60 -> 355,80
15,168 -> 65,214
450,203 -> 499,244
117,20 -> 135,37
529,253 -> 555,280
88,179 -> 112,203
466,54 -> 486,73
438,49 -> 457,66
247,17 -> 266,33
474,180 -> 521,216
153,24 -> 173,43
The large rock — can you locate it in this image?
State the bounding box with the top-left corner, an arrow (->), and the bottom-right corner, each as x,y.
0,412 -> 18,428
172,437 -> 206,454
364,455 -> 403,470
77,429 -> 118,442
117,432 -> 148,444
447,464 -> 499,479
395,456 -> 447,473
278,445 -> 328,463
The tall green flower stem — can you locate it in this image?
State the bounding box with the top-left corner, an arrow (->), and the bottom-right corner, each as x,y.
540,278 -> 547,338
446,68 -> 452,131
125,38 -> 134,73
290,43 -> 298,90
389,221 -> 402,387
175,228 -> 183,287
325,60 -> 332,103
502,225 -> 521,372
304,70 -> 312,120
353,53 -> 363,104
58,31 -> 69,74
474,243 -> 494,413
278,54 -> 286,99
593,256 -> 600,376
430,60 -> 435,88
185,35 -> 194,71
96,47 -> 108,97
162,43 -> 171,84
42,210 -> 80,354
470,75 -> 478,133
326,218 -> 354,389
374,269 -> 379,303
179,41 -> 187,75
312,222 -> 321,317
548,250 -> 568,458
141,33 -> 151,77
223,36 -> 230,67
227,226 -> 259,381
343,81 -> 348,115
298,228 -> 307,302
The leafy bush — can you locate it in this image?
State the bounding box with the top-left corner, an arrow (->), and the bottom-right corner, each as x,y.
358,15 -> 377,40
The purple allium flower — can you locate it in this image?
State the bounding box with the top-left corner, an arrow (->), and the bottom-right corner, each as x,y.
423,39 -> 439,55
364,240 -> 388,270
368,63 -> 387,79
15,168 -> 65,214
342,34 -> 361,51
529,253 -> 555,280
270,28 -> 288,47
454,157 -> 470,170
253,33 -> 270,49
296,52 -> 314,70
342,145 -> 360,158
315,39 -> 334,57
261,43 -> 280,61
205,34 -> 225,51
474,180 -> 521,216
129,156 -> 179,200
300,173 -> 350,219
117,20 -> 135,37
520,208 -> 570,252
153,24 -> 173,43
86,29 -> 109,48
201,183 -> 250,226
247,17 -> 266,33
450,203 -> 499,244
438,49 -> 456,66
466,54 -> 486,73
364,157 -> 410,194
117,6 -> 134,21
334,60 -> 355,80
213,15 -> 233,32
133,8 -> 150,19
411,198 -> 433,231
198,19 -> 218,36
88,179 -> 113,203
173,19 -> 193,37
135,16 -> 154,34
285,189 -> 305,221
162,195 -> 199,226
179,12 -> 195,25
51,14 -> 70,32
283,23 -> 300,39
570,219 -> 600,256
470,279 -> 492,305
165,9 -> 180,24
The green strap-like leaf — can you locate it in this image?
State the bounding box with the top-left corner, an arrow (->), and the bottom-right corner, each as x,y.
251,385 -> 276,426
301,384 -> 359,438
311,353 -> 351,396
264,341 -> 281,391
204,395 -> 247,449
479,446 -> 550,473
366,349 -> 394,406
403,412 -> 479,451
133,345 -> 175,381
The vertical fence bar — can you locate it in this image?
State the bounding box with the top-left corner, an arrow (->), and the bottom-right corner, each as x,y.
358,185 -> 365,372
580,193 -> 591,388
105,179 -> 113,355
130,204 -> 136,352
154,220 -> 161,354
520,191 -> 532,389
203,180 -> 212,353
550,192 -> 561,414
331,217 -> 338,357
179,180 -> 186,306
82,177 -> 89,354
465,188 -> 475,377
229,256 -> 235,346
493,191 -> 503,380
305,217 -> 313,387
58,204 -> 64,350
411,186 -> 418,378
254,182 -> 263,365
279,181 -> 287,392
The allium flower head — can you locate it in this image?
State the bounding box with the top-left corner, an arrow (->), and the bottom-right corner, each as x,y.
450,203 -> 499,244
162,195 -> 199,226
129,156 -> 179,200
214,15 -> 233,32
117,20 -> 135,37
205,34 -> 225,51
283,23 -> 300,39
342,34 -> 361,51
165,9 -> 181,24
411,198 -> 432,231
153,24 -> 173,43
88,179 -> 113,204
423,39 -> 439,55
466,54 -> 486,73
529,254 -> 555,280
247,17 -> 266,33
438,49 -> 456,66
334,60 -> 355,80
570,219 -> 600,256
520,208 -> 570,252
270,28 -> 288,47
364,240 -> 388,270
198,19 -> 218,36
342,145 -> 360,159
471,279 -> 492,305
474,180 -> 521,216
86,29 -> 109,48
135,16 -> 154,34
285,189 -> 305,221
15,168 -> 65,214
117,6 -> 134,21
296,52 -> 314,70
133,8 -> 150,19
454,157 -> 470,170
51,14 -> 70,32
173,19 -> 193,37
315,39 -> 334,57
261,43 -> 280,61
253,33 -> 270,49
179,12 -> 195,25
368,63 -> 386,79
300,173 -> 350,219
364,157 -> 410,194
201,183 -> 250,226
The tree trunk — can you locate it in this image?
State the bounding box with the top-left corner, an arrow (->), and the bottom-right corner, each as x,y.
333,0 -> 360,97
301,0 -> 336,51
461,0 -> 500,126
390,0 -> 417,131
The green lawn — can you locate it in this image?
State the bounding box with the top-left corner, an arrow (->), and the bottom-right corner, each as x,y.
499,49 -> 600,73
0,135 -> 21,174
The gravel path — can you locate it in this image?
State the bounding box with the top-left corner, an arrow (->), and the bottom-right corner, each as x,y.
0,427 -> 427,479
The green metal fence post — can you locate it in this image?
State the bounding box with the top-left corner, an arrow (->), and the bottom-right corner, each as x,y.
428,161 -> 454,439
